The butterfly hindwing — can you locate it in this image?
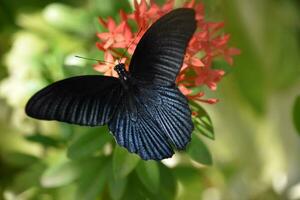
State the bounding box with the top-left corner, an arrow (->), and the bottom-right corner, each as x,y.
26,75 -> 122,126
129,8 -> 196,86
143,85 -> 194,150
108,84 -> 193,160
108,90 -> 174,160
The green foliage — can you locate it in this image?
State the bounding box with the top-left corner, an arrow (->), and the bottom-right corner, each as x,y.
187,134 -> 212,165
67,127 -> 112,159
154,164 -> 177,200
212,59 -> 234,75
222,0 -> 267,114
113,146 -> 140,179
10,162 -> 46,194
2,152 -> 39,168
136,161 -> 160,193
76,158 -> 109,200
108,174 -> 127,200
26,134 -> 60,148
293,95 -> 300,135
190,101 -> 214,140
41,159 -> 81,188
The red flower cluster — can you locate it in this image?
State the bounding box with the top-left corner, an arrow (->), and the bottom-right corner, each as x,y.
95,0 -> 239,104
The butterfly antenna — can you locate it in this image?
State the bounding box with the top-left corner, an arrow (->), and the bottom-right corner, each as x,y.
75,55 -> 115,65
119,26 -> 145,62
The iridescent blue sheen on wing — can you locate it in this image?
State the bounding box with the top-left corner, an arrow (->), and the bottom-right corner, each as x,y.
108,91 -> 174,160
142,85 -> 194,150
108,84 -> 193,160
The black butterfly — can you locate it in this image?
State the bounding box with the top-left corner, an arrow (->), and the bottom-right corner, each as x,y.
26,8 -> 196,160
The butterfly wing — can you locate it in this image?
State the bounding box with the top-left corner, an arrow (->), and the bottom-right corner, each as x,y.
129,8 -> 196,86
145,85 -> 194,151
108,8 -> 196,160
108,88 -> 174,160
108,85 -> 193,160
26,75 -> 122,126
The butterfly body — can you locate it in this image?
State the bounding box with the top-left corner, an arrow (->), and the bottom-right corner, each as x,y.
114,63 -> 131,88
26,8 -> 197,160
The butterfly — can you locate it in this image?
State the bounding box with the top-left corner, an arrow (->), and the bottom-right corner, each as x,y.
25,8 -> 197,160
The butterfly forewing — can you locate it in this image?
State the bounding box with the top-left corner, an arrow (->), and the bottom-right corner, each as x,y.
26,76 -> 122,126
129,8 -> 196,86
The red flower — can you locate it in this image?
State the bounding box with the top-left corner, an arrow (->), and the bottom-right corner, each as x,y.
183,54 -> 204,72
95,0 -> 240,104
130,0 -> 174,28
184,0 -> 205,23
97,17 -> 133,50
194,67 -> 225,90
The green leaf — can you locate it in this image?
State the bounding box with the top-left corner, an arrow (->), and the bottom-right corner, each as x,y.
59,123 -> 74,141
122,164 -> 176,200
113,146 -> 140,179
76,158 -> 109,200
136,160 -> 160,194
108,175 -> 127,200
67,127 -> 111,160
189,101 -> 215,140
155,164 -> 177,200
173,166 -> 204,199
187,134 -> 213,165
212,59 -> 234,74
293,95 -> 300,135
54,184 -> 77,200
11,162 -> 46,193
41,160 -> 80,188
122,173 -> 151,200
2,152 -> 39,167
25,134 -> 60,147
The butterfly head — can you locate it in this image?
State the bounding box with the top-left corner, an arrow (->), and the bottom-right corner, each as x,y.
114,63 -> 130,84
114,63 -> 126,72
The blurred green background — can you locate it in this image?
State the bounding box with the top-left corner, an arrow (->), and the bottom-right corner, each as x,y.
0,0 -> 300,199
